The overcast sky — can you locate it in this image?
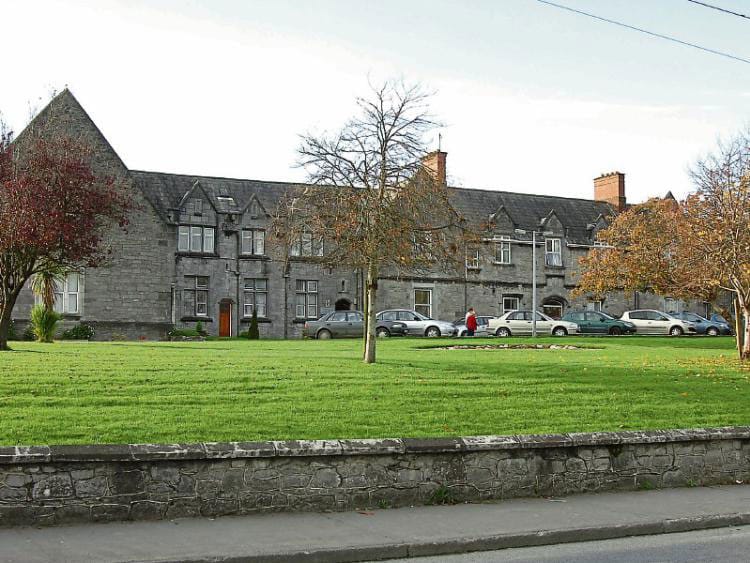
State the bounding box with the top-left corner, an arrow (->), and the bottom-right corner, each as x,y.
3,0 -> 749,203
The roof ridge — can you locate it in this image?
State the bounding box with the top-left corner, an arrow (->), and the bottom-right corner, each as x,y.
131,169 -> 609,204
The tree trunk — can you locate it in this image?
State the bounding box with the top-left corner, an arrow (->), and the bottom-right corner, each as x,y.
741,307 -> 750,362
0,292 -> 19,351
734,298 -> 746,361
363,261 -> 378,364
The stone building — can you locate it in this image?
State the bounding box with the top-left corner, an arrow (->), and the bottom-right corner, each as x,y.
9,90 -> 705,339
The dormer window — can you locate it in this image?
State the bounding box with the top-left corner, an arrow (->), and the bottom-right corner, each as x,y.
545,238 -> 562,267
217,196 -> 235,205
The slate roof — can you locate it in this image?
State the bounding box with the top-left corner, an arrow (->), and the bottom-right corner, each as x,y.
131,169 -> 613,245
448,187 -> 614,244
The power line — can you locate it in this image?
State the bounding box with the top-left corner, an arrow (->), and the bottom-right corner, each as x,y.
686,0 -> 749,21
535,0 -> 750,65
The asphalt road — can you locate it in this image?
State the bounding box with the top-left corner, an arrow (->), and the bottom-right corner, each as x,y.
382,525 -> 750,562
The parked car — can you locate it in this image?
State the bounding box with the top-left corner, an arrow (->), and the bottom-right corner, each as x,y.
453,315 -> 496,337
673,312 -> 732,336
376,309 -> 458,337
619,310 -> 696,336
488,310 -> 578,337
562,310 -> 636,335
303,310 -> 407,339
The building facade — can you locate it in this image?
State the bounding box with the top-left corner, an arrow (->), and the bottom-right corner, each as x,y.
9,90 -> 708,339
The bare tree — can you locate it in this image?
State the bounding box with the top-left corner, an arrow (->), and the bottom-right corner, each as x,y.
273,81 -> 467,363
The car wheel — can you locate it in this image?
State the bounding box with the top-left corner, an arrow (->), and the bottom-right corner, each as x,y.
376,327 -> 390,338
495,327 -> 511,337
609,326 -> 623,336
552,326 -> 568,337
706,326 -> 719,336
425,326 -> 441,338
669,326 -> 684,336
317,329 -> 332,340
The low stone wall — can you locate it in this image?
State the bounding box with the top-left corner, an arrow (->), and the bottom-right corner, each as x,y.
1,428 -> 748,527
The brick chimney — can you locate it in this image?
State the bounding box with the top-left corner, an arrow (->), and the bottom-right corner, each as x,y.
594,171 -> 626,211
422,151 -> 447,185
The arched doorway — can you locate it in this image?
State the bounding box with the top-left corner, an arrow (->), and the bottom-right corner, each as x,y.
542,296 -> 566,320
335,298 -> 352,311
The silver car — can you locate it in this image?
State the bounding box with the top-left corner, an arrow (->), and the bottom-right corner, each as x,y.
620,310 -> 696,336
488,310 -> 578,337
376,309 -> 457,337
454,315 -> 496,337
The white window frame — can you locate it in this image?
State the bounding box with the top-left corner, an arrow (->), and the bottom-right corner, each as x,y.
48,273 -> 82,315
184,276 -> 209,317
414,288 -> 433,318
291,231 -> 323,257
502,296 -> 519,314
496,236 -> 511,264
465,248 -> 480,269
241,229 -> 266,256
586,300 -> 603,312
181,226 -> 215,254
295,280 -> 318,318
545,238 -> 562,267
243,278 -> 268,317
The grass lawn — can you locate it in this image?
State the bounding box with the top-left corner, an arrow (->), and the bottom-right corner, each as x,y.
0,336 -> 748,445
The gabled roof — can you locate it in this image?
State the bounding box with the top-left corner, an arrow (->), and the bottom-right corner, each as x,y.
130,170 -> 300,222
448,187 -> 614,244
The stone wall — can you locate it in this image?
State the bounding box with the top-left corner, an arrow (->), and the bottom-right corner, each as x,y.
1,428 -> 748,528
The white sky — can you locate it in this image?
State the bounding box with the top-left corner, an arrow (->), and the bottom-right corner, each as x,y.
3,0 -> 749,203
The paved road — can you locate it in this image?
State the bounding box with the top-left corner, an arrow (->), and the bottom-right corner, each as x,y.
381,525 -> 750,562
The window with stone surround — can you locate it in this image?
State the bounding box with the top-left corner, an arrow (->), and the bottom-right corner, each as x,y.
184,276 -> 209,317
243,279 -> 268,317
44,273 -> 82,315
290,231 -> 323,257
295,280 -> 318,318
241,229 -> 265,256
495,236 -> 511,264
414,288 -> 432,318
178,226 -> 215,254
545,238 -> 562,267
502,296 -> 519,313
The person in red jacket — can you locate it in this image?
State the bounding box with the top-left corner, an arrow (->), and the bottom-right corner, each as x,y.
465,307 -> 478,336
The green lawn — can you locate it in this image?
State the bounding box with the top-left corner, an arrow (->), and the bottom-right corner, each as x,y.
0,336 -> 748,445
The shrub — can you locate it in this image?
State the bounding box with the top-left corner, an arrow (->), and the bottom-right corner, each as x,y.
62,323 -> 95,340
30,305 -> 61,343
22,324 -> 35,341
248,309 -> 260,340
7,319 -> 17,341
195,320 -> 207,336
168,327 -> 200,338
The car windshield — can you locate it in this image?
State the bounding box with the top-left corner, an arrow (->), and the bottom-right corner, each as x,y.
414,311 -> 432,320
713,314 -> 728,323
598,312 -> 615,320
684,313 -> 704,322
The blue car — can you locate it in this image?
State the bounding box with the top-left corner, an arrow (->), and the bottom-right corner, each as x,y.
674,312 -> 732,336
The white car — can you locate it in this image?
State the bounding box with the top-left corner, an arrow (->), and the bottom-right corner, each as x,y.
620,310 -> 696,336
488,310 -> 578,337
376,309 -> 458,337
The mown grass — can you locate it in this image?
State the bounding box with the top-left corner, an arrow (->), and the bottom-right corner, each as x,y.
0,336 -> 748,445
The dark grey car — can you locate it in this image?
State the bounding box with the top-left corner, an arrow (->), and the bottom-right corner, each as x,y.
303,311 -> 407,339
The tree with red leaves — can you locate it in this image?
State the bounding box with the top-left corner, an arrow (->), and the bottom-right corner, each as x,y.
0,126 -> 132,350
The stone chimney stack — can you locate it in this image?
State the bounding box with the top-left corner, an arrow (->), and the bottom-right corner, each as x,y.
422,151 -> 447,185
594,171 -> 626,212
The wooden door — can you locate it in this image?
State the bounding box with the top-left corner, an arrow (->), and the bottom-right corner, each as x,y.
219,302 -> 231,337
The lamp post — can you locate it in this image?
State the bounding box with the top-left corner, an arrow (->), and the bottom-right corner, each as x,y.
515,228 -> 554,337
